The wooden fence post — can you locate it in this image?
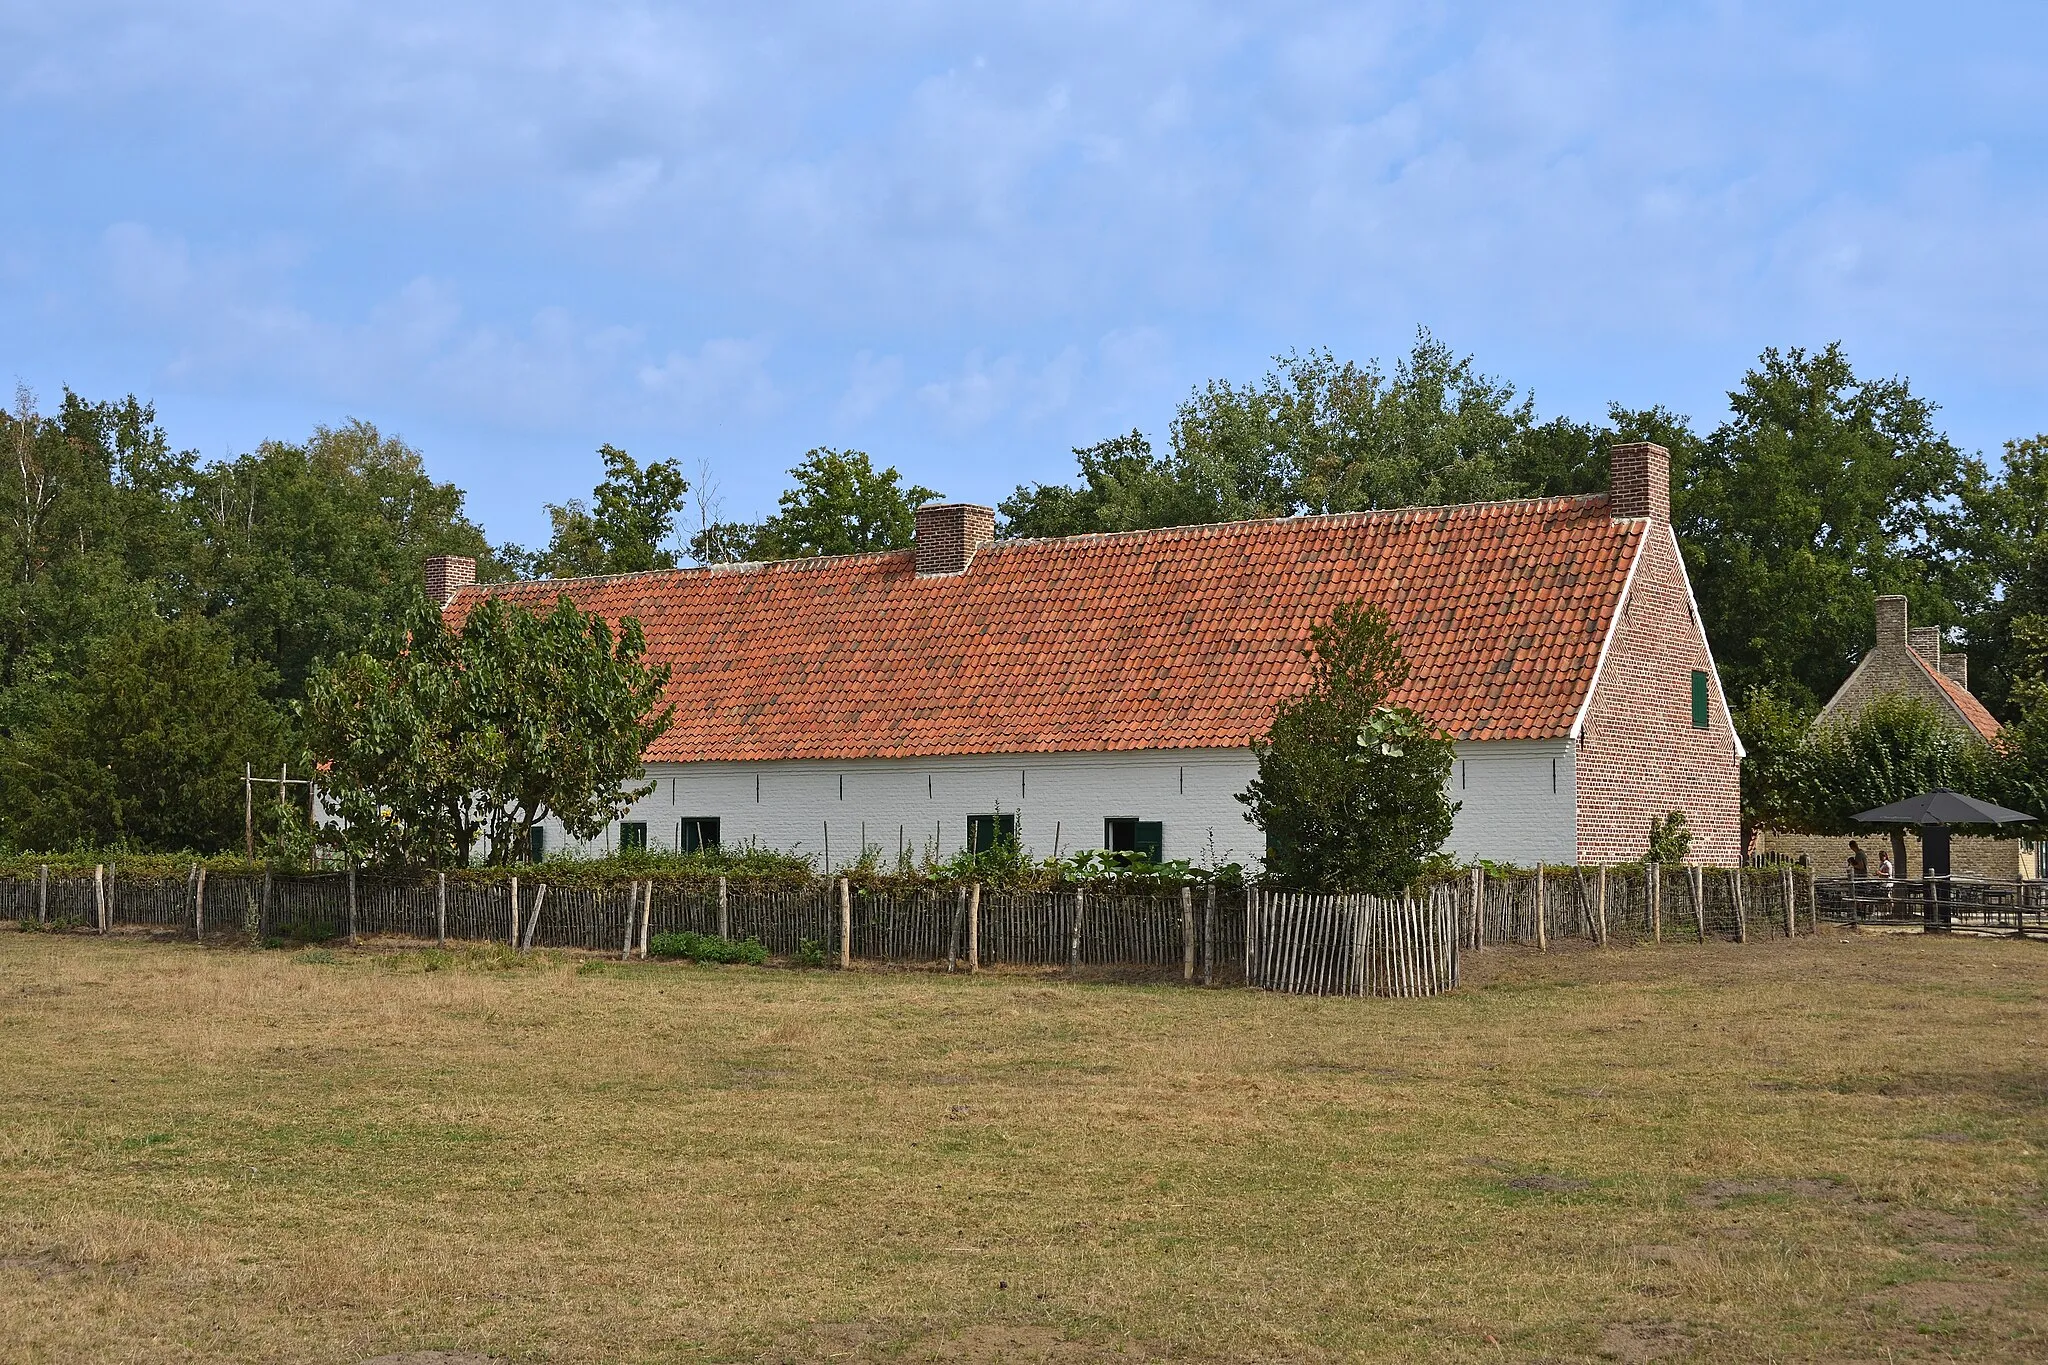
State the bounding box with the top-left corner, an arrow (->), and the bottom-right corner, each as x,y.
522,884 -> 548,950
1806,866 -> 1818,934
621,882 -> 638,961
1068,887 -> 1086,973
510,876 -> 520,949
717,875 -> 729,939
641,881 -> 654,959
1596,864 -> 1609,945
838,877 -> 852,969
1730,868 -> 1747,943
1535,864 -> 1548,951
1690,865 -> 1706,942
436,872 -> 448,948
1181,886 -> 1195,982
1649,862 -> 1661,943
1782,867 -> 1796,938
967,882 -> 981,973
1470,865 -> 1484,950
37,863 -> 48,925
194,865 -> 207,942
95,864 -> 106,934
1203,884 -> 1215,986
347,865 -> 359,946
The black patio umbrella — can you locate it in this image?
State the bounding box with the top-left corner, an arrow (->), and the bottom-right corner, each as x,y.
1852,789 -> 2037,828
1851,789 -> 2036,928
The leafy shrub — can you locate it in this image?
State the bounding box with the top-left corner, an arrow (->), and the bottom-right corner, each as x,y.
648,931 -> 768,965
1646,812 -> 1693,864
795,937 -> 827,968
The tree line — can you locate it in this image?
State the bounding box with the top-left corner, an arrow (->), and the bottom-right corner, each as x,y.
4,327 -> 2043,859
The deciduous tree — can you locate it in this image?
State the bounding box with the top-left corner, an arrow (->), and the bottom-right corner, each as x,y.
303,594 -> 673,867
692,448 -> 937,561
1239,602 -> 1457,892
528,444 -> 690,577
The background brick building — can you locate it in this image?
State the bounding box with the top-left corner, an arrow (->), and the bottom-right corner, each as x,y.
1761,594 -> 2040,880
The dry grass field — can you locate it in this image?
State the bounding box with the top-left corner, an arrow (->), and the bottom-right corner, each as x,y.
3,926 -> 2046,1364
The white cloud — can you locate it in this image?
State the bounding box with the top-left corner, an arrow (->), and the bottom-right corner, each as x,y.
833,350 -> 903,425
915,345 -> 1084,431
4,2 -> 2044,496
637,337 -> 776,418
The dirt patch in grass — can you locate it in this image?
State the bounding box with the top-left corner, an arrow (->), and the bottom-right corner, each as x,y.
4,929 -> 2048,1362
1891,1208 -> 1981,1242
1869,1278 -> 2014,1318
1595,1320 -> 1693,1362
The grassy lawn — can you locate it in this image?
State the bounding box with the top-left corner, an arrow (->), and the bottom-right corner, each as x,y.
3,927 -> 2046,1363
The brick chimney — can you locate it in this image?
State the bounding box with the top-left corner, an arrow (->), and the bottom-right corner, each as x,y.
1608,442 -> 1670,522
1874,594 -> 1910,649
1941,653 -> 1969,690
913,503 -> 995,577
423,554 -> 477,605
1909,626 -> 1942,667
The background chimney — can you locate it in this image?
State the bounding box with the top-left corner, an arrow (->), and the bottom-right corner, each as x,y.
1874,594 -> 1909,648
1607,442 -> 1670,522
424,554 -> 477,605
913,503 -> 995,577
1940,653 -> 1969,690
1908,626 -> 1942,666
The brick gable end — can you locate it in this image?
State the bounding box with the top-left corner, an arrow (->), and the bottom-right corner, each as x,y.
1573,527 -> 1741,864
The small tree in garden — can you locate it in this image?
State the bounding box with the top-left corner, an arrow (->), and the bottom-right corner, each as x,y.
1239,601 -> 1457,893
1646,812 -> 1693,864
459,596 -> 675,862
303,593 -> 673,866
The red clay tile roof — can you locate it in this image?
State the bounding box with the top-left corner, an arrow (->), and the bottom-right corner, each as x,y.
1913,653 -> 2003,742
448,495 -> 1646,761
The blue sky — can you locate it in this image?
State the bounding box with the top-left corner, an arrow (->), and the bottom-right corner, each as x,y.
3,3 -> 2044,548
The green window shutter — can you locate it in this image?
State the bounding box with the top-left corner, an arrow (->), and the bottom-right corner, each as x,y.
620,822 -> 648,852
968,815 -> 1018,855
1691,670 -> 1710,729
528,826 -> 546,862
1135,821 -> 1164,864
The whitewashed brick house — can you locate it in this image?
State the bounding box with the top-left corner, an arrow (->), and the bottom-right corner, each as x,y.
432,442 -> 1741,869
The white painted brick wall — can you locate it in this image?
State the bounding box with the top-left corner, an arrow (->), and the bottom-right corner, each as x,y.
535,738 -> 1579,870
1444,739 -> 1578,867
541,749 -> 1262,868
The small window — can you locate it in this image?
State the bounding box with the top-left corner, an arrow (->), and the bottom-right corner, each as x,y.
967,813 -> 1017,854
678,817 -> 720,854
528,825 -> 547,863
1105,817 -> 1164,865
619,821 -> 648,853
1690,670 -> 1710,729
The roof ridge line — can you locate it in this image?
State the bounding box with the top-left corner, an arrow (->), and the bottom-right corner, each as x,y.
991,493 -> 1614,550
466,547 -> 916,592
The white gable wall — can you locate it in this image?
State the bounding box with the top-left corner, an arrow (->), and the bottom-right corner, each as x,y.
535,737 -> 1578,870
